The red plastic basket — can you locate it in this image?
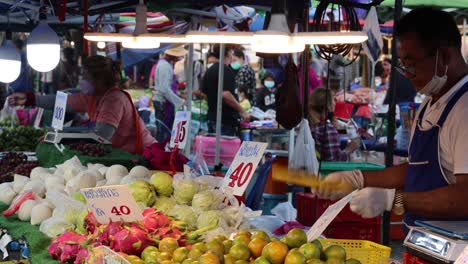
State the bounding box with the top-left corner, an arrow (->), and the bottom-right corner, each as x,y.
295,192 -> 381,226
323,222 -> 382,244
403,252 -> 431,264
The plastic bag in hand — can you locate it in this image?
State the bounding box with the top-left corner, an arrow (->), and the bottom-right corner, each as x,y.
289,119 -> 319,174
0,100 -> 19,127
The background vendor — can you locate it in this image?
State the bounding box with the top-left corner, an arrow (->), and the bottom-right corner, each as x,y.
9,55 -> 156,154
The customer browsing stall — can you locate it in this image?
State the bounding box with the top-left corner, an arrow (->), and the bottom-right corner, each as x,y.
8,55 -> 156,154
314,8 -> 468,229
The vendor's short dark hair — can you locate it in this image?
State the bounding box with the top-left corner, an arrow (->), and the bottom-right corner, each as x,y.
211,44 -> 231,59
233,48 -> 245,60
83,55 -> 117,88
395,8 -> 461,51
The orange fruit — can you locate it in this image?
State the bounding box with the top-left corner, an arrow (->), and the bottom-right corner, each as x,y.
159,237 -> 179,254
206,240 -> 224,257
173,247 -> 190,262
285,251 -> 306,264
261,241 -> 289,264
192,243 -> 208,253
254,256 -> 271,264
307,260 -> 325,264
236,230 -> 252,238
324,246 -> 346,261
248,238 -> 268,258
182,259 -> 194,264
235,260 -> 250,264
158,252 -> 173,263
252,231 -> 270,243
199,252 -> 221,264
224,254 -> 236,264
299,243 -> 321,260
223,240 -> 234,254
234,234 -> 251,246
229,243 -> 251,261
285,228 -> 307,248
189,249 -> 205,260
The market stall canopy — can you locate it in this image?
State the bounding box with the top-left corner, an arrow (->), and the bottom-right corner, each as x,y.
380,0 -> 468,8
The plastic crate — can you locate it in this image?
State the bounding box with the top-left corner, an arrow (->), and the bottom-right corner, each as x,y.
193,135 -> 241,166
295,192 -> 381,226
261,193 -> 288,215
323,222 -> 382,244
319,238 -> 391,264
403,252 -> 431,264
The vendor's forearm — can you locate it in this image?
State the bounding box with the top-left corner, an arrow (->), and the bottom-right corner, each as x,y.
363,163 -> 408,189
222,91 -> 245,114
35,95 -> 56,109
95,122 -> 116,141
403,175 -> 468,218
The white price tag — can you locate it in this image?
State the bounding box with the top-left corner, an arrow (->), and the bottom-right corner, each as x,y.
306,190 -> 358,241
81,185 -> 144,225
51,91 -> 68,131
455,245 -> 468,264
221,141 -> 268,196
170,111 -> 191,149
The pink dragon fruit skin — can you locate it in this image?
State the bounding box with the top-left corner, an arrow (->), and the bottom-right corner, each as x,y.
110,224 -> 156,255
84,211 -> 99,234
142,208 -> 171,232
96,221 -> 123,246
48,240 -> 62,259
60,244 -> 82,263
74,248 -> 89,264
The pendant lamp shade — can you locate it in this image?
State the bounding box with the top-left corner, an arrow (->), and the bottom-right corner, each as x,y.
252,14 -> 305,53
0,40 -> 21,83
27,21 -> 60,72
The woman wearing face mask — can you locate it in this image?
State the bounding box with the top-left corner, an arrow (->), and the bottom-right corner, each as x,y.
8,55 -> 156,154
255,72 -> 277,112
231,48 -> 256,105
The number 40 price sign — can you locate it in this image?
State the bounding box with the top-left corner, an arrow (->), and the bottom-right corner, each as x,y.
170,111 -> 191,149
221,142 -> 267,196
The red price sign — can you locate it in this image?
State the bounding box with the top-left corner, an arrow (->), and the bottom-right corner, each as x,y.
170,111 -> 191,149
221,142 -> 267,196
228,162 -> 254,187
111,205 -> 131,216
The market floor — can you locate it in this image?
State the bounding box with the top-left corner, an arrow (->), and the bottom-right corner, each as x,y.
390,240 -> 405,262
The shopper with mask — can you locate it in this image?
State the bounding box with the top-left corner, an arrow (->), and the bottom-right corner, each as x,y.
231,48 -> 256,105
8,55 -> 156,154
256,72 -> 277,112
313,8 -> 468,230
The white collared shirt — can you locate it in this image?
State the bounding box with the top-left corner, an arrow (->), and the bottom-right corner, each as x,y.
410,74 -> 468,184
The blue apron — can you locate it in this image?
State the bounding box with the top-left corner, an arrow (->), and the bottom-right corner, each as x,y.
404,81 -> 468,230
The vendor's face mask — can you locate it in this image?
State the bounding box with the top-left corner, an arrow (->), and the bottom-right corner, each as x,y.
79,79 -> 95,95
264,81 -> 275,89
207,63 -> 214,69
419,49 -> 448,96
230,62 -> 241,70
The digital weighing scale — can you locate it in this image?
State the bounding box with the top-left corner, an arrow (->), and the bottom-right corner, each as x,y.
404,221 -> 468,263
44,127 -> 111,145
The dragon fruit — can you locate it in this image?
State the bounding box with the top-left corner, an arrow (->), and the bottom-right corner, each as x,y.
74,248 -> 89,264
142,208 -> 171,233
110,224 -> 156,255
96,221 -> 124,246
48,231 -> 88,263
84,211 -> 99,234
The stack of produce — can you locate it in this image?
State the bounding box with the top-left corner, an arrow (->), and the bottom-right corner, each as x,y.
48,208 -> 186,263
0,126 -> 47,151
0,152 -> 38,183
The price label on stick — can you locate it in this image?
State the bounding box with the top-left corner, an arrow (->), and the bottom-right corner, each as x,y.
221,141 -> 267,196
51,91 -> 68,131
306,190 -> 358,241
170,111 -> 191,149
81,185 -> 144,224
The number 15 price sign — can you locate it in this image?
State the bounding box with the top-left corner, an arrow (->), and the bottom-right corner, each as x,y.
221,142 -> 267,196
170,111 -> 191,149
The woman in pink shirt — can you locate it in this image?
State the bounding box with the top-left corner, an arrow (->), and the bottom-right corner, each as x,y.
9,56 -> 156,154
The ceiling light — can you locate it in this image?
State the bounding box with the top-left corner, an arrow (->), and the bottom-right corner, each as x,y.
122,37 -> 160,49
252,13 -> 305,53
84,33 -> 133,42
27,21 -> 60,72
185,31 -> 254,44
0,38 -> 21,83
139,34 -> 189,44
293,31 -> 368,45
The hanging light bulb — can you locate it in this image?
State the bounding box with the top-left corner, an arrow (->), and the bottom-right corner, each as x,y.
97,41 -> 106,49
122,37 -> 160,49
27,6 -> 60,72
0,32 -> 21,83
121,0 -> 160,49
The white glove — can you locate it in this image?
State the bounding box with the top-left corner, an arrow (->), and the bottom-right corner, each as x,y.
349,187 -> 395,218
312,170 -> 364,200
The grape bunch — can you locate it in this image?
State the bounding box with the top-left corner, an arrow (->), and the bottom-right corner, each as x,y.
0,152 -> 28,182
68,142 -> 110,157
14,161 -> 39,177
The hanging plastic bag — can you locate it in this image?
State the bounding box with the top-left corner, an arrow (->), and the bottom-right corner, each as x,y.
271,202 -> 308,235
289,119 -> 319,174
0,100 -> 19,127
192,138 -> 210,176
